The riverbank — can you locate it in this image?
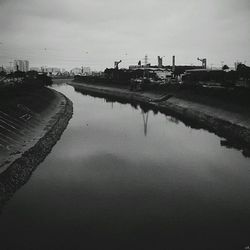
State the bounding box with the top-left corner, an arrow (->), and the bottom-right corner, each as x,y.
70,81 -> 250,156
0,87 -> 73,210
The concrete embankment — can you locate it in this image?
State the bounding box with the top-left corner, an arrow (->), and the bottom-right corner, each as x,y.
0,88 -> 73,210
70,82 -> 250,156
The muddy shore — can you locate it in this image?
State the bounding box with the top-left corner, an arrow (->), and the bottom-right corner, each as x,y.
70,82 -> 250,156
0,88 -> 73,211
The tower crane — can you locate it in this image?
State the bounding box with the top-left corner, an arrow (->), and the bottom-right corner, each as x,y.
197,57 -> 207,69
114,60 -> 122,69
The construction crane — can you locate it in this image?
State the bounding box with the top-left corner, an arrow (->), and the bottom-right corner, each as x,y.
197,57 -> 207,69
114,60 -> 122,69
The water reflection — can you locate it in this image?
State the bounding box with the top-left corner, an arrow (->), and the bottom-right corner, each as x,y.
166,116 -> 179,125
141,110 -> 149,136
74,86 -> 250,157
0,83 -> 250,250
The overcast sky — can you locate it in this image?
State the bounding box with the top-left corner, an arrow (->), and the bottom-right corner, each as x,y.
0,0 -> 249,70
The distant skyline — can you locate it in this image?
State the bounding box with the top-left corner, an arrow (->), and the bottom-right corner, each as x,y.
0,0 -> 249,70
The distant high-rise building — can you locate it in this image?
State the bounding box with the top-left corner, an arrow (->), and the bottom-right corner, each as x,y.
14,60 -> 29,72
5,66 -> 12,73
70,67 -> 82,75
45,67 -> 61,74
144,55 -> 148,66
81,67 -> 91,75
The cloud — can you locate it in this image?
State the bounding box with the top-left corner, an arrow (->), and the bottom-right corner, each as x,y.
0,0 -> 249,70
0,0 -> 8,5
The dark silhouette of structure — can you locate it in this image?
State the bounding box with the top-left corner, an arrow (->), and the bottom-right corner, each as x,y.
197,57 -> 207,69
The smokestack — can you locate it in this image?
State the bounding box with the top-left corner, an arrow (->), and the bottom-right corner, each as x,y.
172,55 -> 175,72
158,56 -> 163,68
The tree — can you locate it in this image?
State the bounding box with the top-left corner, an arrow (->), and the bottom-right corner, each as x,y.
14,70 -> 25,83
222,65 -> 229,70
0,70 -> 6,77
236,63 -> 250,80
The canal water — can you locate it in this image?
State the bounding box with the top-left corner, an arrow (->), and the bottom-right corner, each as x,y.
0,83 -> 249,250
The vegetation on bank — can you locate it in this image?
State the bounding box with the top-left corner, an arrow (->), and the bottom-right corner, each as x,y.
74,63 -> 250,110
0,70 -> 52,87
0,70 -> 55,121
0,86 -> 55,114
0,69 -> 54,114
74,63 -> 250,88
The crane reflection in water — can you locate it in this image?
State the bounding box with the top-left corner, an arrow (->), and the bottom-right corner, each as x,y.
73,86 -> 250,157
141,109 -> 149,136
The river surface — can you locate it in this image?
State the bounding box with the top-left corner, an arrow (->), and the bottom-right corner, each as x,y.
0,83 -> 250,250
